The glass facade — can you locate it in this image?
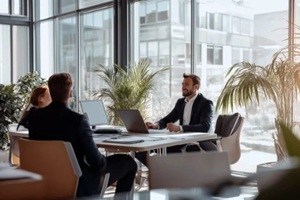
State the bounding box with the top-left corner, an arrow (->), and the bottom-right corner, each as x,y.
80,8 -> 114,99
0,0 -> 9,14
12,25 -> 29,82
36,20 -> 54,79
130,0 -> 289,165
35,0 -> 53,20
0,0 -> 299,172
0,25 -> 11,84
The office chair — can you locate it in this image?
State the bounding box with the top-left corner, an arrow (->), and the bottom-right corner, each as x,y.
19,138 -> 82,199
181,113 -> 244,165
215,113 -> 245,164
19,138 -> 111,199
8,123 -> 27,166
8,133 -> 21,166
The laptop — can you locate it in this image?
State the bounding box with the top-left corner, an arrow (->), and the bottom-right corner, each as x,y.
118,109 -> 166,134
80,100 -> 122,133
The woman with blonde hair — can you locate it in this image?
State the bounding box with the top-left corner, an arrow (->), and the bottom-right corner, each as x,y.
17,85 -> 52,130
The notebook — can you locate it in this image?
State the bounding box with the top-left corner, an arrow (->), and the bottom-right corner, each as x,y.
80,100 -> 122,133
117,109 -> 167,134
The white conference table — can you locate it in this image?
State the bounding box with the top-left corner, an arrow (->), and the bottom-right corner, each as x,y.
0,163 -> 45,199
8,124 -> 219,189
93,132 -> 218,157
9,124 -> 218,157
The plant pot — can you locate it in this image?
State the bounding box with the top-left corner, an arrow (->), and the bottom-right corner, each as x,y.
256,161 -> 277,193
255,158 -> 300,199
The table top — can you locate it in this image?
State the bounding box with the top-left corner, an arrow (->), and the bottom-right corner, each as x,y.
94,132 -> 217,152
0,163 -> 42,182
8,124 -> 218,152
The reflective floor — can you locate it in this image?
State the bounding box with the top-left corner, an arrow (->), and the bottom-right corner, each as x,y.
0,148 -> 268,199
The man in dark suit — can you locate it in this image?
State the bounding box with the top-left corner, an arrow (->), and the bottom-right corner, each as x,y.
28,72 -> 137,197
136,73 -> 214,165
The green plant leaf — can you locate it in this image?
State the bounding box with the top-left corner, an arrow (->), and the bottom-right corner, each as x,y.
215,35 -> 300,160
0,71 -> 46,149
93,60 -> 169,125
279,122 -> 300,158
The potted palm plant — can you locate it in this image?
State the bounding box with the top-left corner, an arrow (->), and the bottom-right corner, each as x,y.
93,59 -> 169,125
215,45 -> 300,161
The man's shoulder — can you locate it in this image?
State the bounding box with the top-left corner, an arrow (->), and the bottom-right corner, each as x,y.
194,94 -> 213,107
31,104 -> 83,119
196,93 -> 213,102
60,107 -> 85,122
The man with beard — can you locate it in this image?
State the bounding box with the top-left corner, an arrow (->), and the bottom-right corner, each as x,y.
136,73 -> 215,165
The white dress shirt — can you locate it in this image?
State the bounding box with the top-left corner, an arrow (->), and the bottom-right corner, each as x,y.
180,94 -> 197,131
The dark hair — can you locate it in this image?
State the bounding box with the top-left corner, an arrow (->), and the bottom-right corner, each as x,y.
183,73 -> 200,86
48,72 -> 73,102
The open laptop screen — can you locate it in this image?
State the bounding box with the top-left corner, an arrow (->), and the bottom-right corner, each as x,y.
80,100 -> 109,127
118,109 -> 167,134
118,109 -> 149,133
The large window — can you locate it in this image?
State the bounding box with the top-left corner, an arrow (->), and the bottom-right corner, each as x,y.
58,0 -> 76,14
140,0 -> 170,24
79,0 -> 112,9
0,25 -> 29,84
0,0 -> 9,14
34,2 -> 114,110
12,25 -> 29,82
0,0 -> 297,174
80,8 -> 114,99
207,45 -> 223,65
0,0 -> 26,15
0,25 -> 11,84
131,0 -> 289,172
35,0 -> 53,20
207,13 -> 223,31
36,20 -> 54,79
0,0 -> 28,85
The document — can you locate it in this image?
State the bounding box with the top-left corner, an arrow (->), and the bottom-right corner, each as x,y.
103,136 -> 145,144
103,135 -> 165,144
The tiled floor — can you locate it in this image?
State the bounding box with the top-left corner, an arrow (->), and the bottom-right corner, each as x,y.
231,150 -> 276,173
103,150 -> 268,199
102,149 -> 275,198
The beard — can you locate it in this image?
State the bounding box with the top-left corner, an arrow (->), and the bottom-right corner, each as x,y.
182,89 -> 193,97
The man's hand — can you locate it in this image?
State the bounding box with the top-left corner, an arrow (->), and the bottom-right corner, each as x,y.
145,122 -> 158,129
166,123 -> 180,132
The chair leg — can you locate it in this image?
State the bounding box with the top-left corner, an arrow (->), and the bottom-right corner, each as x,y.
135,151 -> 150,190
216,140 -> 223,152
99,173 -> 110,198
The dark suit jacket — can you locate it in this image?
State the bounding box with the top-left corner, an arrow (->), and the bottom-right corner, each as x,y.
157,93 -> 213,132
28,101 -> 107,196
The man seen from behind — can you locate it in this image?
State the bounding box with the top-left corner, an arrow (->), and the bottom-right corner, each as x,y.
28,72 -> 137,197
